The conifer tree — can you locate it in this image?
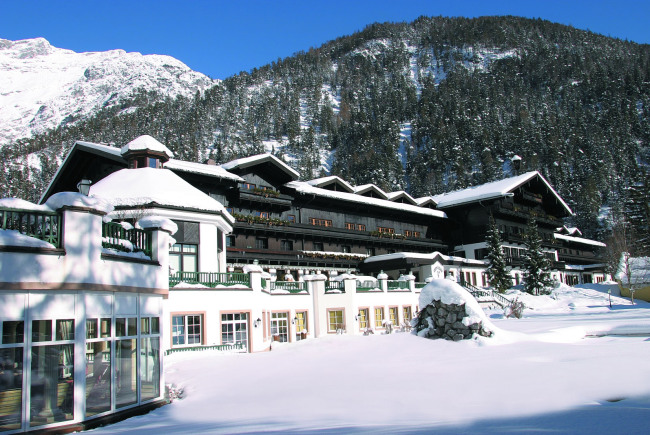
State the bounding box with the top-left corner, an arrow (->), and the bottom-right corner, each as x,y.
485,216 -> 512,293
522,219 -> 554,295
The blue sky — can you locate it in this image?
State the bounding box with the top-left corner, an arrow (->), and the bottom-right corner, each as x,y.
1,0 -> 649,79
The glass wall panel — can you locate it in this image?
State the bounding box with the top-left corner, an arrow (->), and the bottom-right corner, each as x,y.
85,341 -> 111,416
30,344 -> 74,427
0,347 -> 23,431
56,320 -> 74,341
2,321 -> 24,344
140,338 -> 160,401
116,339 -> 137,408
31,320 -> 52,342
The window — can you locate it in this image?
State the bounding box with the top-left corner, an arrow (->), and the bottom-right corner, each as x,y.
255,238 -> 268,249
226,235 -> 235,247
345,222 -> 355,230
295,312 -> 307,341
405,230 -> 421,238
309,217 -> 332,227
226,207 -> 234,214
377,227 -> 394,234
254,211 -> 269,219
342,245 -> 351,253
328,310 -> 344,332
357,224 -> 366,231
281,240 -> 294,251
374,307 -> 385,328
171,314 -> 202,346
170,243 -> 198,273
28,319 -> 76,426
366,247 -> 375,256
287,214 -> 296,223
403,307 -> 412,323
270,312 -> 289,342
313,241 -> 324,251
241,183 -> 256,190
358,308 -> 369,330
389,307 -> 399,327
221,313 -> 249,350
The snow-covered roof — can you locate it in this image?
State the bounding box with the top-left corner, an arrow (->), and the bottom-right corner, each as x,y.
221,153 -> 300,180
286,181 -> 447,219
120,135 -> 174,158
557,226 -> 582,236
430,171 -> 573,215
554,233 -> 606,247
415,197 -> 438,208
306,176 -> 355,193
386,190 -> 418,205
38,140 -> 126,204
90,168 -> 234,223
353,184 -> 389,199
363,251 -> 485,266
164,159 -> 244,182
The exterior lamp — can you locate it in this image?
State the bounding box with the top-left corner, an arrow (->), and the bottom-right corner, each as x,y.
254,318 -> 261,328
77,178 -> 92,196
292,316 -> 298,325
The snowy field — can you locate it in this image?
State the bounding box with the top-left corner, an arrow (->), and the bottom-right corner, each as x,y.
92,283 -> 650,434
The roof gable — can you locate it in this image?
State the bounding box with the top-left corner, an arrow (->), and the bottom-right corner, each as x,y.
306,176 -> 355,193
353,184 -> 388,199
431,171 -> 573,216
386,190 -> 418,205
221,154 -> 299,184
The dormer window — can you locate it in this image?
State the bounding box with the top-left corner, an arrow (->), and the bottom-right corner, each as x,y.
130,156 -> 162,169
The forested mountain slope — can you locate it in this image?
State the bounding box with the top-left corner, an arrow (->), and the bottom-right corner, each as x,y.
2,16 -> 649,239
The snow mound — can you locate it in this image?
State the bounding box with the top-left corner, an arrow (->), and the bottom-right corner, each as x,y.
137,216 -> 178,235
0,229 -> 56,248
0,197 -> 52,212
44,191 -> 113,214
418,278 -> 497,335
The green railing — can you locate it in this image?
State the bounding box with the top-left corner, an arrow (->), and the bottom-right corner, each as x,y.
164,342 -> 246,355
270,281 -> 307,293
461,281 -> 517,308
415,282 -> 427,289
102,221 -> 152,257
169,271 -> 250,288
0,208 -> 61,248
356,280 -> 380,292
325,281 -> 345,293
387,280 -> 409,290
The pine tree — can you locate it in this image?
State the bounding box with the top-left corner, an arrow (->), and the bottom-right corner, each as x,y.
522,219 -> 554,295
485,216 -> 512,293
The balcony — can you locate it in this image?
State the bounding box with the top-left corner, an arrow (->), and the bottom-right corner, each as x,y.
169,271 -> 250,288
1,207 -> 61,248
494,201 -> 562,226
269,280 -> 307,294
238,186 -> 293,208
102,222 -> 152,257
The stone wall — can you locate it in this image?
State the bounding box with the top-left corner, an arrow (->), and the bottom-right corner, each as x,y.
414,299 -> 493,341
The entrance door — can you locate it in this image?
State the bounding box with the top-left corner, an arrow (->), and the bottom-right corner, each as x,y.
221,313 -> 249,351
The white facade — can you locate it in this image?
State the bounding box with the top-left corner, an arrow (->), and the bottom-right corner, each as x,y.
0,196 -> 173,433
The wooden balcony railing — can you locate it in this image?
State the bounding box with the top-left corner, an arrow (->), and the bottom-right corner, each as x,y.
0,207 -> 62,248
102,222 -> 152,257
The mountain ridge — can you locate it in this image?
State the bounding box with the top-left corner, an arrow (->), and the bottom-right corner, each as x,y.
0,37 -> 214,146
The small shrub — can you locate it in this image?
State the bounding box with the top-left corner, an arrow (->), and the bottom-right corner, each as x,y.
504,298 -> 525,318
